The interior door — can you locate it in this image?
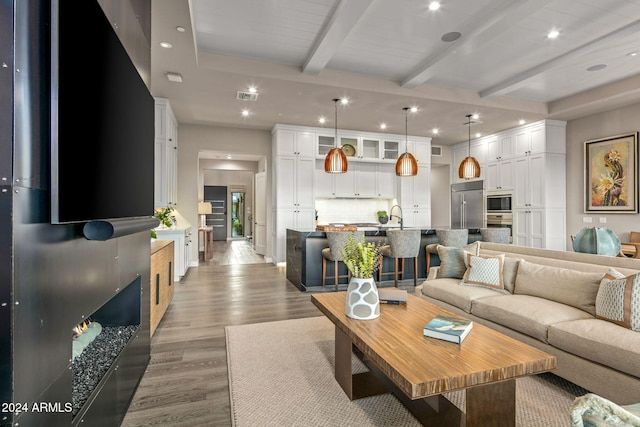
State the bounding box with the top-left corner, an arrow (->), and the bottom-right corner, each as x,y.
254,172 -> 266,255
204,185 -> 227,241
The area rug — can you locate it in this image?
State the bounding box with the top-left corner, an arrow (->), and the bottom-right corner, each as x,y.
225,316 -> 588,426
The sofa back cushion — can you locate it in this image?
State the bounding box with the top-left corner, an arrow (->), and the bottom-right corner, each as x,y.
514,259 -> 603,316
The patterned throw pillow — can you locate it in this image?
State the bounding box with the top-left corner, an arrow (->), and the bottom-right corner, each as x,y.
436,241 -> 480,279
596,272 -> 640,331
460,253 -> 507,293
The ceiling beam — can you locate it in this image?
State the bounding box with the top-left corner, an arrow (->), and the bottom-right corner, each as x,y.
302,0 -> 374,75
480,18 -> 640,98
401,0 -> 550,89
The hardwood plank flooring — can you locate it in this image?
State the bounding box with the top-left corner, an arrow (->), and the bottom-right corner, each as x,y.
122,240 -> 416,426
121,240 -> 321,426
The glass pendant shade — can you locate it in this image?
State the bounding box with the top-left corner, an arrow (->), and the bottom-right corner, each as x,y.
324,147 -> 348,174
458,114 -> 481,179
396,152 -> 418,176
395,107 -> 418,176
324,98 -> 348,173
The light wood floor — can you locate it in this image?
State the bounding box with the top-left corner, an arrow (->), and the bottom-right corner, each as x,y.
121,240 -> 322,426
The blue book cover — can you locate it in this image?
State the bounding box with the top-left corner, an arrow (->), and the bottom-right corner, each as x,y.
423,315 -> 473,343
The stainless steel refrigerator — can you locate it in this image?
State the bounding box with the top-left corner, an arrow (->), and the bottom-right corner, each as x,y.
451,181 -> 485,229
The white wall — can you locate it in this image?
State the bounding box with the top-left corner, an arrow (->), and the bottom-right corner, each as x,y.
430,164 -> 451,227
566,101 -> 640,247
176,125 -> 272,265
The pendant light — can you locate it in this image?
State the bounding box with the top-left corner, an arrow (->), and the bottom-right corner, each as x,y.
395,107 -> 418,176
458,114 -> 481,179
324,98 -> 348,174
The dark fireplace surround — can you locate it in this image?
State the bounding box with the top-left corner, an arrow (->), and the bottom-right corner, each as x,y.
0,0 -> 152,426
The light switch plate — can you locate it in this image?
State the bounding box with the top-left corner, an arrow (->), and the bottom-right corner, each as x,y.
599,217 -> 607,223
583,217 -> 593,223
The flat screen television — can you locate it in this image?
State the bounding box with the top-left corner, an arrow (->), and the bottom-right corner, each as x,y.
51,0 -> 154,224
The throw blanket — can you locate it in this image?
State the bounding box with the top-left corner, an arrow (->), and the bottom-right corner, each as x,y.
571,394 -> 640,427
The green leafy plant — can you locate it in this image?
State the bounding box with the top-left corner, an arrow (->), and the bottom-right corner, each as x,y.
376,210 -> 387,218
339,233 -> 382,279
154,207 -> 176,228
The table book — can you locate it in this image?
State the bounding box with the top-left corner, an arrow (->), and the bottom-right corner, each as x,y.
423,314 -> 473,344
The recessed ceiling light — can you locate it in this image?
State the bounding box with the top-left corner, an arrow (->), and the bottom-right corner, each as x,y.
379,123 -> 387,130
318,117 -> 326,124
340,98 -> 349,105
160,41 -> 172,48
166,72 -> 182,82
471,113 -> 480,120
410,106 -> 419,113
241,109 -> 250,117
475,132 -> 481,138
628,52 -> 638,57
441,32 -> 461,42
587,64 -> 607,72
428,2 -> 440,11
248,86 -> 258,93
432,128 -> 439,134
547,30 -> 560,39
176,26 -> 186,32
227,154 -> 232,159
519,119 -> 526,125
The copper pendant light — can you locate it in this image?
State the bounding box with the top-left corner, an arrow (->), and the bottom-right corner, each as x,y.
324,98 -> 348,174
458,114 -> 481,179
395,107 -> 418,176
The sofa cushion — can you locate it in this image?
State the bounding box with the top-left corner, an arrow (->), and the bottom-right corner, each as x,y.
436,241 -> 480,279
514,260 -> 603,316
548,319 -> 640,379
471,294 -> 593,343
596,272 -> 640,331
421,277 -> 502,313
460,253 -> 508,293
502,257 -> 520,294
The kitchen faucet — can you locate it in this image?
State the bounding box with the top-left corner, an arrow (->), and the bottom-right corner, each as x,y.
389,205 -> 403,230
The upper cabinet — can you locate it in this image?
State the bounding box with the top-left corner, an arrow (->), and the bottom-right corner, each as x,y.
154,98 -> 178,208
312,127 -> 430,164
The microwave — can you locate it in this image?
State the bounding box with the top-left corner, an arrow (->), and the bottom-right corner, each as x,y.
486,193 -> 512,213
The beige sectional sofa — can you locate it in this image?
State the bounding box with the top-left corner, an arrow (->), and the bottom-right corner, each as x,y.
419,241 -> 640,405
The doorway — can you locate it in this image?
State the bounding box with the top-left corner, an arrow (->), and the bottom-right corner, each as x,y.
231,192 -> 245,238
204,185 -> 227,241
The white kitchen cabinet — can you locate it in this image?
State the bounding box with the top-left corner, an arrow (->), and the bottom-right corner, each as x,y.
485,157 -> 515,191
275,155 -> 315,209
154,98 -> 178,208
514,209 -> 544,248
486,134 -> 514,162
333,163 -> 377,197
154,225 -> 192,282
376,163 -> 397,198
406,139 -> 432,167
398,166 -> 431,227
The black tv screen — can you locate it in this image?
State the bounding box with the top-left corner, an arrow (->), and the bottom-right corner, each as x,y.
51,0 -> 154,224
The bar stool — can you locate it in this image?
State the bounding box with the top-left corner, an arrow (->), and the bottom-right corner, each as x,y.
426,229 -> 469,272
480,228 -> 511,244
322,231 -> 364,290
378,229 -> 422,287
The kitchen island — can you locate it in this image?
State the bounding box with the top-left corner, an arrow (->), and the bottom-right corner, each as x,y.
286,227 -> 482,291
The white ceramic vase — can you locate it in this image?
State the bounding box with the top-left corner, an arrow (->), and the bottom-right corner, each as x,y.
345,277 -> 380,320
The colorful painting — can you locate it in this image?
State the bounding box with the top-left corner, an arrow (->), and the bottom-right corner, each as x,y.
585,133 -> 638,213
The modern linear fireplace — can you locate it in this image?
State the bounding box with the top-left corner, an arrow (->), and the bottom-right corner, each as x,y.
71,277 -> 141,419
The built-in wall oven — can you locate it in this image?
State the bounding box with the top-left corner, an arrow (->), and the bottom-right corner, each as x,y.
485,192 -> 513,242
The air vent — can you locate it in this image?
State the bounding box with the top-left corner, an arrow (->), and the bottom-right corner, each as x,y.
236,91 -> 259,101
431,145 -> 442,156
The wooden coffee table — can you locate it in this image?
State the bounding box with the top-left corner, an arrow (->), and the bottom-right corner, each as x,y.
311,292 -> 556,427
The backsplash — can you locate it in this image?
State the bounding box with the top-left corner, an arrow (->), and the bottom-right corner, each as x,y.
315,198 -> 398,225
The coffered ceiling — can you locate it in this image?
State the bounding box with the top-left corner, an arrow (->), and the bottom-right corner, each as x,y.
150,0 -> 640,146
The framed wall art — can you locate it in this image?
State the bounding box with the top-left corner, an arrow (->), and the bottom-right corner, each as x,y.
584,132 -> 638,213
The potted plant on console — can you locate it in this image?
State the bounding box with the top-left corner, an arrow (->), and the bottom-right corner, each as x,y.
340,233 -> 382,320
154,207 -> 176,229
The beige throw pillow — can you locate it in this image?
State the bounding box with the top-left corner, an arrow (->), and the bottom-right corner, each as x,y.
514,260 -> 603,316
596,272 -> 640,331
